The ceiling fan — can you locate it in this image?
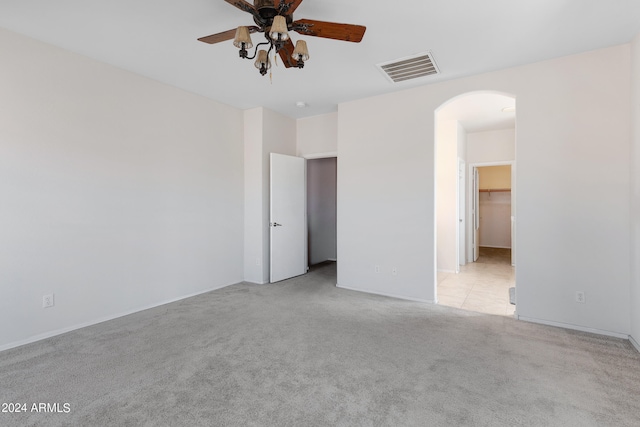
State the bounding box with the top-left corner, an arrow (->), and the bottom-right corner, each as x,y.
198,0 -> 366,76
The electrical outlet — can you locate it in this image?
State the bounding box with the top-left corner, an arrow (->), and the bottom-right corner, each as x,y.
374,265 -> 380,273
392,267 -> 398,276
575,291 -> 585,304
42,294 -> 54,308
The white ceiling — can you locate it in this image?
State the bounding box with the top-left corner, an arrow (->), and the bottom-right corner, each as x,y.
1,0 -> 639,122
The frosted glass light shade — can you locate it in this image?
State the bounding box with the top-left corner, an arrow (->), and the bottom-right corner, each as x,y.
233,26 -> 253,48
269,15 -> 289,41
292,40 -> 310,61
254,50 -> 271,69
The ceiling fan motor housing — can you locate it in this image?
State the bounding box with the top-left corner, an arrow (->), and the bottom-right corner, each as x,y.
255,1 -> 279,19
253,0 -> 293,26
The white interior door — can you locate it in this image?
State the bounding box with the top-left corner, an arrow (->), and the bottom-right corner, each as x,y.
270,153 -> 306,283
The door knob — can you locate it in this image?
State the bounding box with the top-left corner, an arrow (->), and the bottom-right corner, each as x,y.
271,222 -> 282,227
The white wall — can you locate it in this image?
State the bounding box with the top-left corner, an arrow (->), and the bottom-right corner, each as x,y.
631,32 -> 640,349
338,45 -> 631,336
243,108 -> 297,284
457,122 -> 467,160
467,129 -> 515,164
296,112 -> 338,157
436,119 -> 460,273
307,158 -> 337,265
338,92 -> 436,303
0,29 -> 244,350
243,108 -> 264,283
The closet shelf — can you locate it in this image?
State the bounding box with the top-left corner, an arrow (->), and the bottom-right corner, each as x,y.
479,188 -> 511,193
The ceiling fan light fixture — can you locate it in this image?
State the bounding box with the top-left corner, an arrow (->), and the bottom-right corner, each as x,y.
233,26 -> 253,49
233,26 -> 253,59
254,49 -> 271,75
198,0 -> 366,77
269,15 -> 290,42
292,40 -> 309,66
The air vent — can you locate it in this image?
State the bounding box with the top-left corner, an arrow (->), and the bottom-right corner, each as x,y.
377,52 -> 440,83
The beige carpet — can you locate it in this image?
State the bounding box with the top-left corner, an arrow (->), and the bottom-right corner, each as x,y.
1,262 -> 639,426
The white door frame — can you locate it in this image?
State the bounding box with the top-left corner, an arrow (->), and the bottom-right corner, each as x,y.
458,158 -> 466,269
303,151 -> 337,160
269,151 -> 338,282
467,160 -> 515,266
303,152 -> 338,271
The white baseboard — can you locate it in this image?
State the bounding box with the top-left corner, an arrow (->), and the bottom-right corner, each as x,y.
479,245 -> 512,249
336,283 -> 435,304
437,269 -> 457,274
630,335 -> 640,353
0,281 -> 238,353
517,315 -> 629,340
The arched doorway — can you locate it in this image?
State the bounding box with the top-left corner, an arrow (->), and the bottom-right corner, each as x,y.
435,91 -> 517,316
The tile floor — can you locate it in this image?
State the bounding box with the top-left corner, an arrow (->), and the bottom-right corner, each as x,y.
437,247 -> 516,316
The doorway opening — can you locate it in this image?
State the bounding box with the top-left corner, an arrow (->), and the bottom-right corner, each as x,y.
306,156 -> 337,270
471,164 -> 514,265
269,153 -> 337,284
435,91 -> 517,316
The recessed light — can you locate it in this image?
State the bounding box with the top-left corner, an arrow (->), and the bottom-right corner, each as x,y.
296,101 -> 308,108
501,106 -> 515,113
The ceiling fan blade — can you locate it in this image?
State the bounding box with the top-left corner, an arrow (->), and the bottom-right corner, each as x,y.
198,29 -> 237,44
223,0 -> 262,20
277,0 -> 304,16
292,19 -> 366,42
278,38 -> 296,68
198,26 -> 260,44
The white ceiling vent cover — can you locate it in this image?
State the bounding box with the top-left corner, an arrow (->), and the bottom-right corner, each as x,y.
377,52 -> 440,83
